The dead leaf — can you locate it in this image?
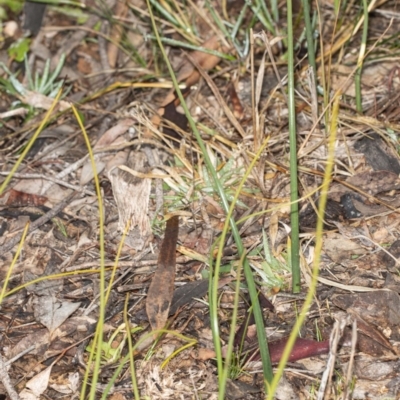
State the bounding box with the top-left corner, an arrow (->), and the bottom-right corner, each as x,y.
24,249 -> 63,295
49,371 -> 79,394
346,170 -> 400,196
268,337 -> 330,364
330,61 -> 400,97
94,119 -> 134,148
80,157 -> 107,186
354,133 -> 400,174
107,1 -> 128,68
33,294 -> 81,334
354,358 -> 400,381
12,179 -> 47,197
228,82 -> 245,120
80,119 -> 134,185
20,366 -> 52,400
169,279 -> 209,315
146,216 -> 179,333
175,36 -> 223,91
6,328 -> 50,359
323,232 -> 366,263
333,291 -> 400,332
105,149 -> 130,175
160,97 -> 189,142
225,379 -> 261,399
0,189 -> 48,207
108,394 -> 128,400
19,91 -> 70,112
351,312 -> 396,357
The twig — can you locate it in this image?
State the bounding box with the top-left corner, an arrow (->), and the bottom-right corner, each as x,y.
0,355 -> 20,400
0,172 -> 95,196
4,346 -> 35,367
317,315 -> 349,399
343,319 -> 357,400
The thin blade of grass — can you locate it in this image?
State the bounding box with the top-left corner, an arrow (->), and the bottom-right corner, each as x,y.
73,105 -> 106,400
301,0 -> 318,98
0,222 -> 30,304
147,36 -> 234,61
123,294 -> 140,400
286,0 -> 301,294
355,0 -> 369,113
266,93 -> 341,399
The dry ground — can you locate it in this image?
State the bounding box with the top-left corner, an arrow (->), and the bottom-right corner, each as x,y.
1,0 -> 400,399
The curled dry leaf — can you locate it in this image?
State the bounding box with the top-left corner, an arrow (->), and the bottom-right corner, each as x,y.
94,119 -> 134,148
196,337 -> 330,365
146,216 -> 179,334
33,294 -> 81,334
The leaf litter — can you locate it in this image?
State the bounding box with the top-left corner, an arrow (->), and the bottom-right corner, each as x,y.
1,0 -> 400,399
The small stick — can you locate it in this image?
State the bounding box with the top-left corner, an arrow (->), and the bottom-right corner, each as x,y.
0,354 -> 20,400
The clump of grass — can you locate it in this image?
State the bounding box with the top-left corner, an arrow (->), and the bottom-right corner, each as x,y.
248,230 -> 291,290
0,53 -> 68,115
161,151 -> 254,214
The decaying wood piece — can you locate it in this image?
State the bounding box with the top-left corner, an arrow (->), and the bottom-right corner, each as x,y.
146,216 -> 179,334
108,151 -> 151,235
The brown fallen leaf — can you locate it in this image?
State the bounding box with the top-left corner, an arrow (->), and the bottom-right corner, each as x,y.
196,337 -> 330,364
352,313 -> 396,357
346,170 -> 400,196
107,0 -> 128,68
146,216 -> 179,334
333,292 -> 399,357
0,189 -> 48,207
268,337 -> 330,364
19,90 -> 71,112
332,290 -> 400,331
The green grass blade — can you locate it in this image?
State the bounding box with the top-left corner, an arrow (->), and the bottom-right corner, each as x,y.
42,53 -> 66,95
38,58 -> 51,93
147,36 -> 235,60
286,0 -> 301,294
266,93 -> 341,399
124,295 -> 140,400
301,0 -> 317,90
